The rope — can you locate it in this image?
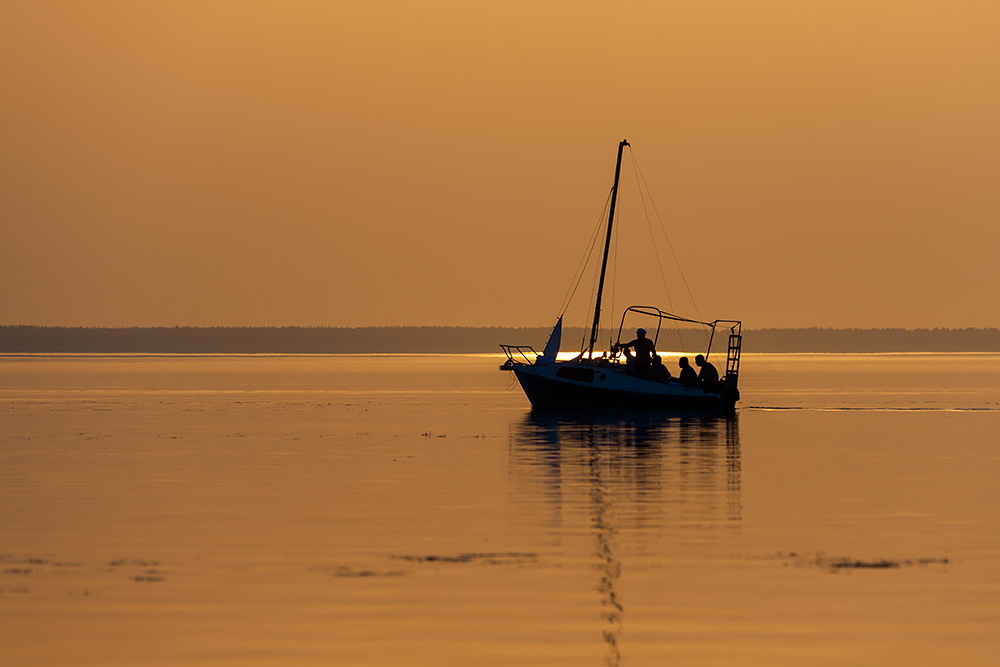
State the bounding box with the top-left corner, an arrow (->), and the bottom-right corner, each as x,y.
575,191 -> 611,353
630,153 -> 677,314
631,149 -> 713,352
632,158 -> 686,352
582,253 -> 602,353
630,149 -> 703,323
557,188 -> 612,319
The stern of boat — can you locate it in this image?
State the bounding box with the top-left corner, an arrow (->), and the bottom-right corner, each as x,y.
721,324 -> 743,407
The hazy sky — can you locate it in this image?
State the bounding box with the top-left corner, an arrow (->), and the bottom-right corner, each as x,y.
2,1 -> 998,328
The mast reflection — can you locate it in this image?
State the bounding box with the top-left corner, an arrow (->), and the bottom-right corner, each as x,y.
509,412 -> 742,666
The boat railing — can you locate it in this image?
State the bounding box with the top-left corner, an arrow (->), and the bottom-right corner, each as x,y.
499,344 -> 538,370
712,320 -> 741,377
705,319 -> 741,379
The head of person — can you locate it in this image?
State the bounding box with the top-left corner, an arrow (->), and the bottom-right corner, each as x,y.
695,354 -> 705,366
636,328 -> 646,339
679,356 -> 689,367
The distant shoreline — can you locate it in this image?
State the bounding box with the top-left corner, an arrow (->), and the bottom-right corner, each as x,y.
1,326 -> 998,353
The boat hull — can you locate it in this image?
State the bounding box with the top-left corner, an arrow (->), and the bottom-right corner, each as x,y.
511,363 -> 736,413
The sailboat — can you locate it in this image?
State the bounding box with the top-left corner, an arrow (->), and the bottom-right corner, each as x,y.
500,139 -> 743,412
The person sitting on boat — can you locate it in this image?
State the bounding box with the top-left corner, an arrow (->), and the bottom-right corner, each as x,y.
695,354 -> 720,391
617,328 -> 656,376
650,354 -> 671,382
678,356 -> 697,387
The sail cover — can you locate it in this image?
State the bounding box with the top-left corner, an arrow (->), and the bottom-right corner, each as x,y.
536,316 -> 562,365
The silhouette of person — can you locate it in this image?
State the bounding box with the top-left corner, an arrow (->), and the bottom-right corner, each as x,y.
695,354 -> 720,390
678,356 -> 697,387
619,328 -> 656,376
650,354 -> 671,382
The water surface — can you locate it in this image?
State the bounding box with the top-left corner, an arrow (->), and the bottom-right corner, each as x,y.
1,353 -> 998,665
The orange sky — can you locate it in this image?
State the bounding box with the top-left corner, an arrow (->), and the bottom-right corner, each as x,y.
2,1 -> 998,328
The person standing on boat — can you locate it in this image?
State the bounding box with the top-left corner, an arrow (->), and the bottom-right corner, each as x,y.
678,356 -> 697,387
695,354 -> 720,391
619,328 -> 656,376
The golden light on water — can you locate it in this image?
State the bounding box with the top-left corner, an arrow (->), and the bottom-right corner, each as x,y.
3,354 -> 1000,665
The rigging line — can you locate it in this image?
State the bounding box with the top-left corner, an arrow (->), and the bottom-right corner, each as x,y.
629,151 -> 687,352
629,147 -> 703,323
582,253 -> 602,353
557,188 -> 613,318
580,194 -> 614,354
630,152 -> 677,313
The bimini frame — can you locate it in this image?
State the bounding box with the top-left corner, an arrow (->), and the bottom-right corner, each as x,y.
612,305 -> 743,382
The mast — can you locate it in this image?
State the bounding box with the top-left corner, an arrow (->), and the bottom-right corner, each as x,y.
588,139 -> 629,358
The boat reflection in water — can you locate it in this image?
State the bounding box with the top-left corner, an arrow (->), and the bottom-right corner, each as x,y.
508,412 -> 742,666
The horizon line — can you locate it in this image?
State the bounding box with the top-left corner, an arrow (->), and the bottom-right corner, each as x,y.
2,324 -> 1000,332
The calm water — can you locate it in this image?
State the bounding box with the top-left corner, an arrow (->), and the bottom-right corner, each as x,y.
1,353 -> 999,666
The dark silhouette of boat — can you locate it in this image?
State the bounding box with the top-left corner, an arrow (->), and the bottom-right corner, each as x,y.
500,140 -> 743,412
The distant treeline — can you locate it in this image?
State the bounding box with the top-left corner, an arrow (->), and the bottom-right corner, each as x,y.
746,327 -> 1000,352
1,326 -> 999,353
